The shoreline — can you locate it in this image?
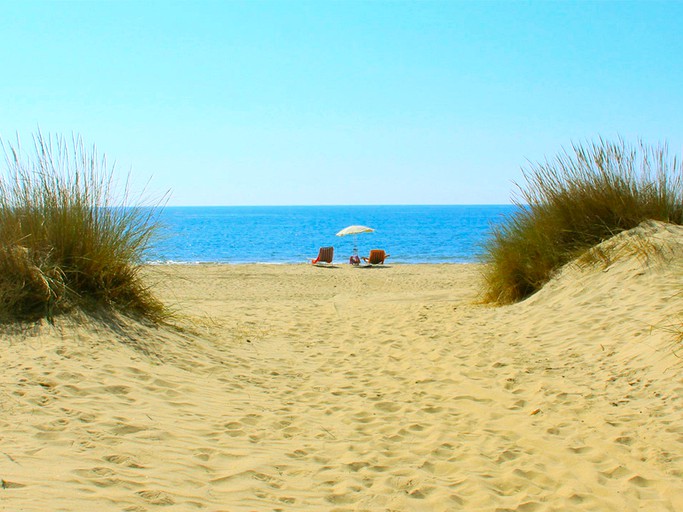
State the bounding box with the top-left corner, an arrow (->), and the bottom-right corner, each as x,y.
143,260 -> 482,266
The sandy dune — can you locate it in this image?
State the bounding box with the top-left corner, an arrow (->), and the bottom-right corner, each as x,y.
1,221 -> 682,511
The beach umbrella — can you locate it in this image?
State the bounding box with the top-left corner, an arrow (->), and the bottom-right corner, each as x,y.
336,225 -> 374,255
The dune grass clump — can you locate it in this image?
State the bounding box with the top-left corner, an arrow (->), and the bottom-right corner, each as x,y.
482,138 -> 683,304
0,132 -> 166,322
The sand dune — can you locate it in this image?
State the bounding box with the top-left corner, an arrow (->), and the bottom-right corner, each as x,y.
1,222 -> 681,511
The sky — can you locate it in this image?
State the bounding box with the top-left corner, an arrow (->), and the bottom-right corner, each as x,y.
1,0 -> 682,206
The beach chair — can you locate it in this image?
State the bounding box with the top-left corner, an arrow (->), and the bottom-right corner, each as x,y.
361,249 -> 389,266
311,246 -> 334,266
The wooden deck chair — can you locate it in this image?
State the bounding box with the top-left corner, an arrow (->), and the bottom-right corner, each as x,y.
311,246 -> 334,266
362,249 -> 389,265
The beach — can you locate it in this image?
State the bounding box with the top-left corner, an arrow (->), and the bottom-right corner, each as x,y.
1,224 -> 682,511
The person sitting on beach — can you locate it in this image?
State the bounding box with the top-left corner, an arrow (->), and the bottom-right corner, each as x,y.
349,254 -> 360,266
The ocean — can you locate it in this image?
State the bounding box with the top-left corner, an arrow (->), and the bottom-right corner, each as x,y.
146,205 -> 517,264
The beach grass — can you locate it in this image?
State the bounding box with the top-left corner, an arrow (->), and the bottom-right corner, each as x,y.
0,132 -> 167,322
482,138 -> 683,304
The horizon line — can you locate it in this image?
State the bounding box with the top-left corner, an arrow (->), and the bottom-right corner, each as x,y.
158,202 -> 517,208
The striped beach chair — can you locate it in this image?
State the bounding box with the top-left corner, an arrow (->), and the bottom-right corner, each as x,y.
362,249 -> 390,265
311,246 -> 334,266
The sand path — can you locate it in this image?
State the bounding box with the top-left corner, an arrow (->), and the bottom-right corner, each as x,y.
1,223 -> 682,511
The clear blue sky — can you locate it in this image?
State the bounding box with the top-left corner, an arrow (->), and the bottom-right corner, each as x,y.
1,0 -> 681,206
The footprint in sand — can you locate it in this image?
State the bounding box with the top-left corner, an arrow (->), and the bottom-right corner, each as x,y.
374,401 -> 402,413
103,454 -> 145,468
136,489 -> 175,505
109,422 -> 148,436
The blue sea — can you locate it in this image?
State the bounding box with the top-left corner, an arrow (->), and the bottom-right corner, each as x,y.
146,205 -> 516,264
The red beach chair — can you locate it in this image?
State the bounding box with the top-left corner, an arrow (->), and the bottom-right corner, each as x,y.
361,249 -> 389,265
311,246 -> 334,266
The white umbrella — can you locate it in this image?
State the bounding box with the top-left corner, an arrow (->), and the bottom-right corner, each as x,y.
336,225 -> 374,255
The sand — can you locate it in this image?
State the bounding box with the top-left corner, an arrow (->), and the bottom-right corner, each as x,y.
1,221 -> 682,511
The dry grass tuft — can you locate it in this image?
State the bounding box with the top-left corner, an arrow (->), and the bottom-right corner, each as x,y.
481,138 -> 682,304
0,132 -> 167,323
